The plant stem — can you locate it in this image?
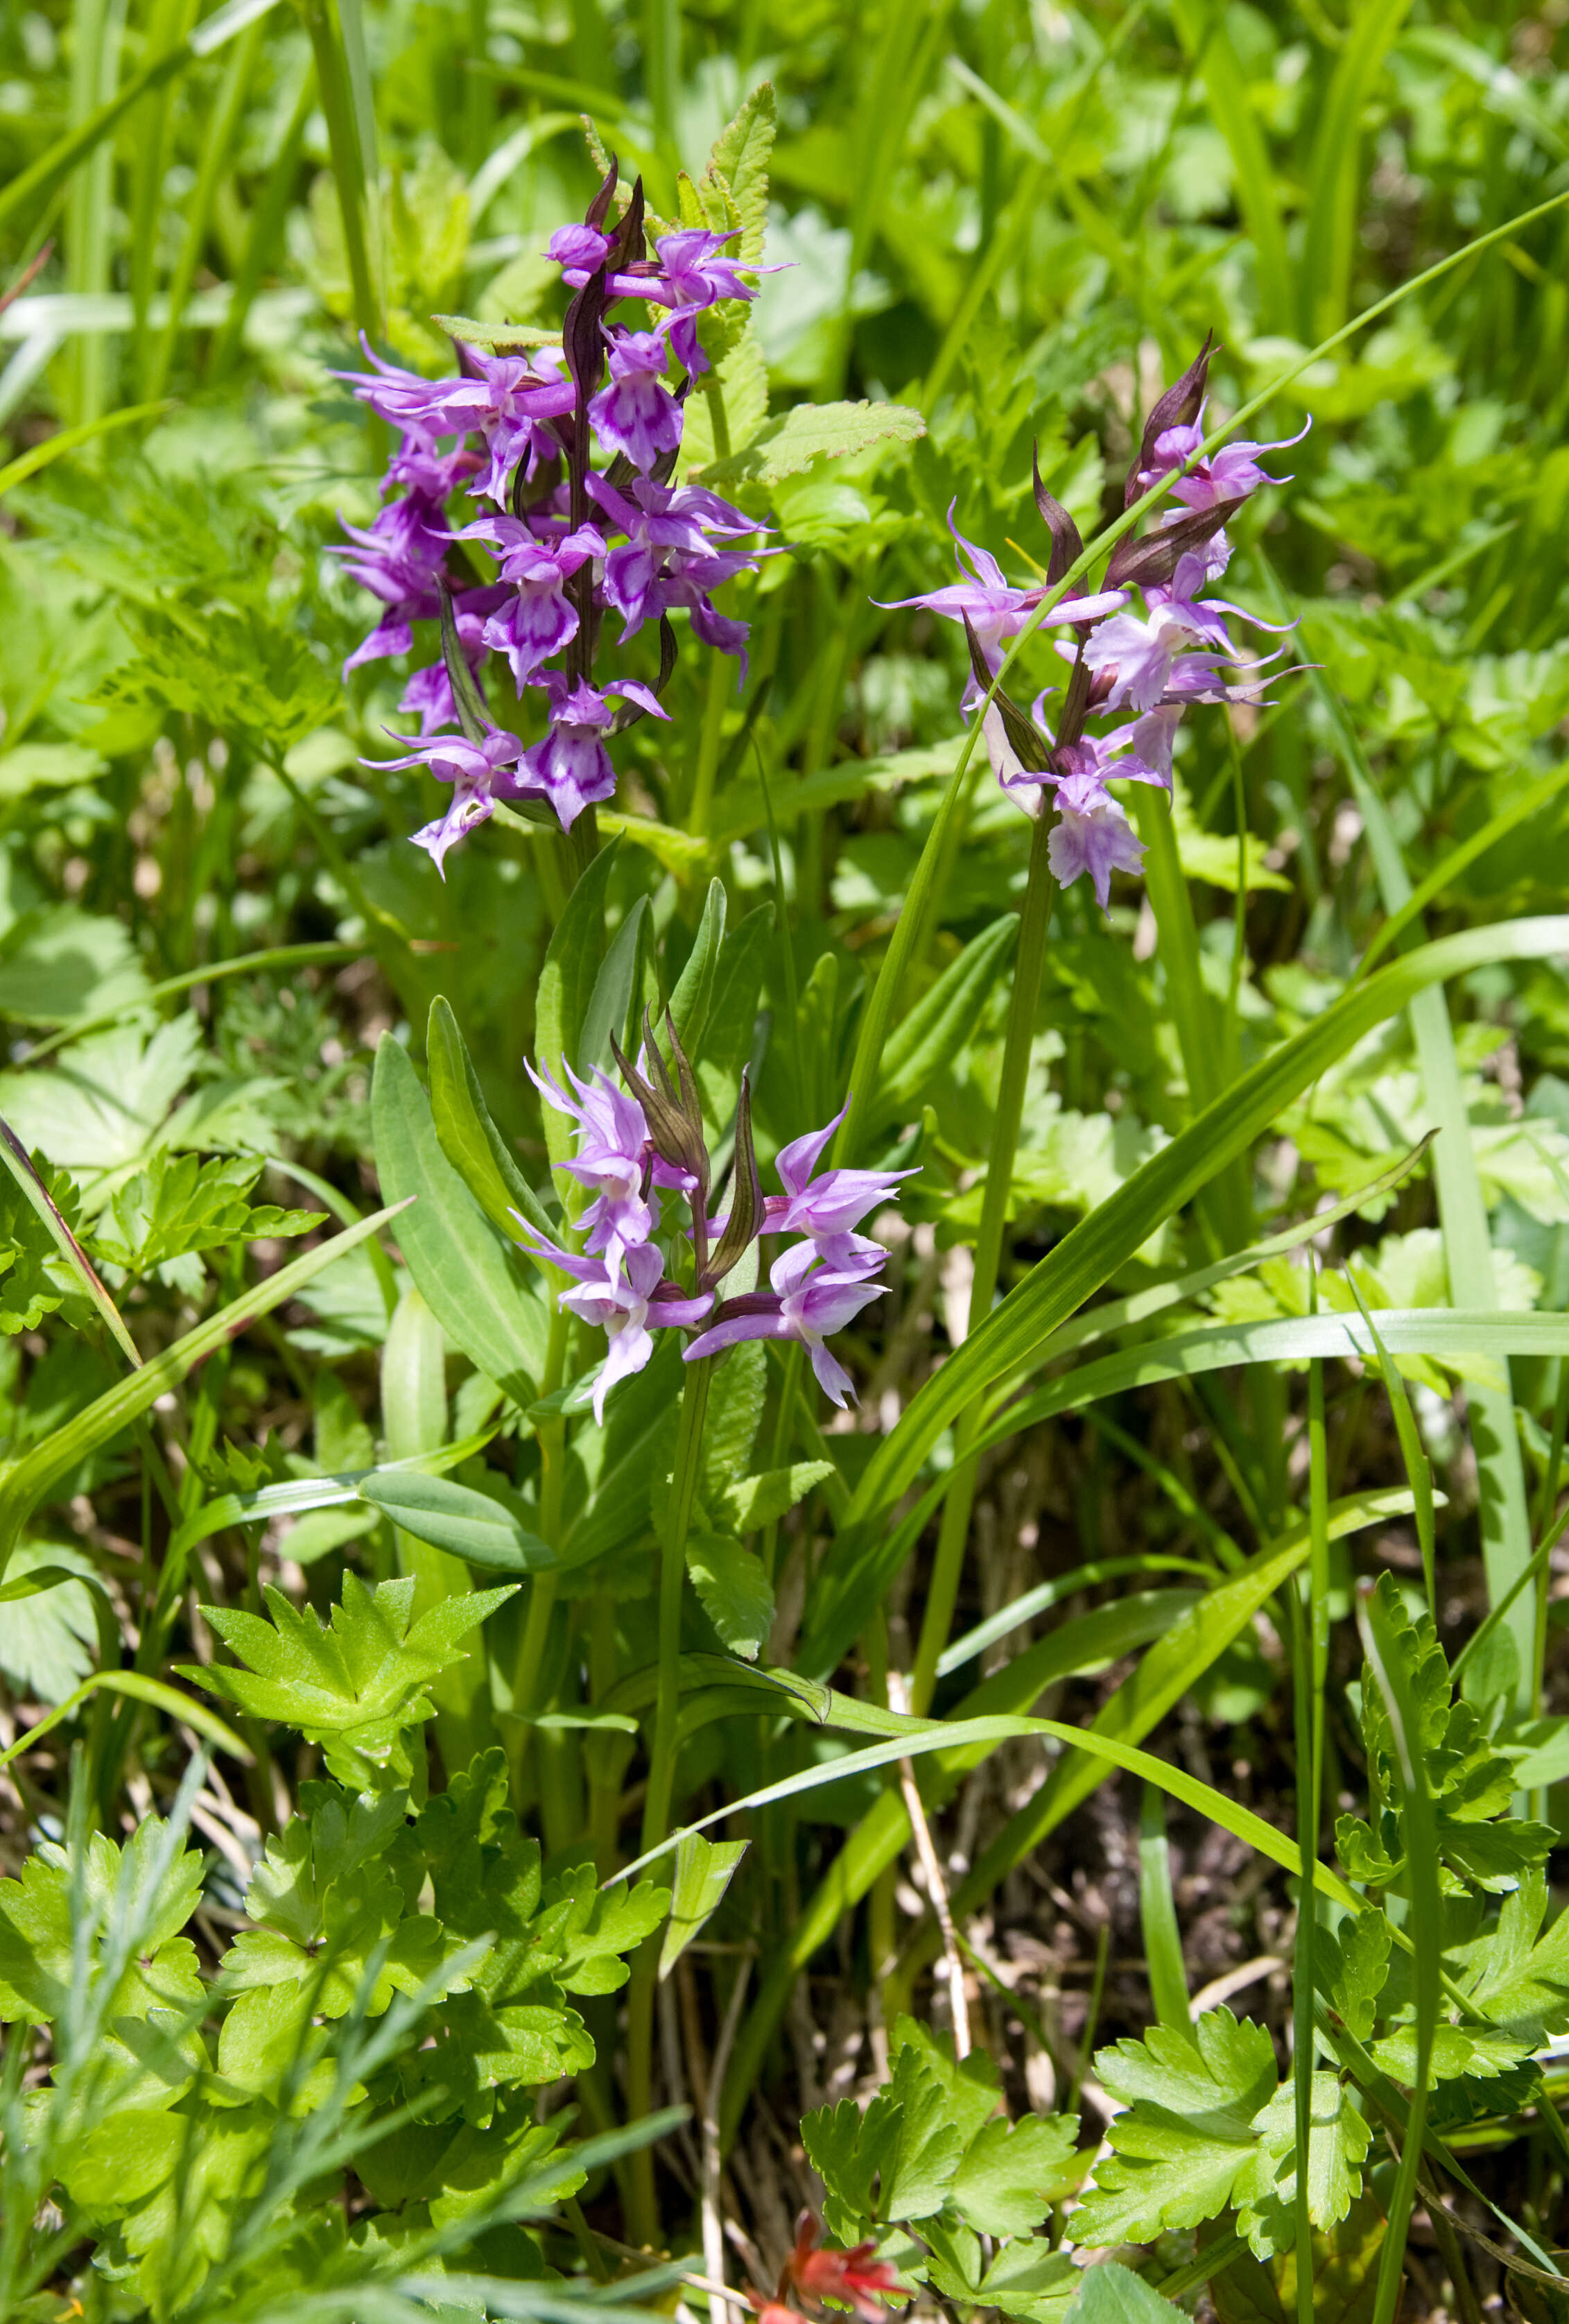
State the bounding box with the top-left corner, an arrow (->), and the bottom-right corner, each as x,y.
908,809 -> 1055,1714
510,1301 -> 570,1794
625,1354 -> 713,2246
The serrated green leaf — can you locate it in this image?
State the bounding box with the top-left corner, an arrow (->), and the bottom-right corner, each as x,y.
706,80 -> 774,258
89,1150 -> 323,1277
721,1461 -> 834,1533
181,1571 -> 516,1745
950,2111 -> 1080,2236
1322,1911 -> 1391,2042
1075,2011 -> 1279,2250
92,605 -> 338,752
687,1531 -> 774,1662
702,398 -> 925,488
1236,2076 -> 1371,2256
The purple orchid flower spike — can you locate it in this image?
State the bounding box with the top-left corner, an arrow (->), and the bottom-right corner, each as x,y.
685,1244 -> 890,1408
333,188 -> 777,863
881,336 -> 1304,919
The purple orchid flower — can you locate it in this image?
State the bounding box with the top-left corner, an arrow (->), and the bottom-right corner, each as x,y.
450,514 -> 606,689
882,506 -> 1126,705
433,345 -> 578,505
1045,771 -> 1146,911
331,496 -> 452,672
588,472 -> 760,633
526,1058 -> 657,1273
1140,413 -> 1310,511
645,227 -> 775,375
587,329 -> 684,471
763,1105 -> 917,1254
685,1242 -> 889,1407
519,1239 -> 713,1422
395,587 -> 503,735
367,723 -> 526,876
513,672 -> 670,829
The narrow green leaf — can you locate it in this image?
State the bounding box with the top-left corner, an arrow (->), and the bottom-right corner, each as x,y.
427,996 -> 556,1248
358,1472 -> 555,1574
580,895 -> 650,1076
1138,1785 -> 1193,2043
372,1033 -> 550,1397
872,913 -> 1017,1134
666,878 -> 727,1060
658,1832 -> 749,1980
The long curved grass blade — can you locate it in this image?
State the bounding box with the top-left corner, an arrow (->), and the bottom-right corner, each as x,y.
0,398 -> 171,498
973,1307 -> 1569,1454
0,1669 -> 249,1768
0,1198 -> 413,1569
935,1553 -> 1214,1679
0,1118 -> 139,1366
1138,1784 -> 1193,2040
608,1707 -> 1362,1916
1041,1138 -> 1434,1366
1360,1581 -> 1440,2323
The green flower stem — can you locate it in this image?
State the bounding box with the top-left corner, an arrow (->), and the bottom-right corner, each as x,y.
908,809 -> 1055,1716
509,1301 -> 570,1794
625,1353 -> 713,2246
